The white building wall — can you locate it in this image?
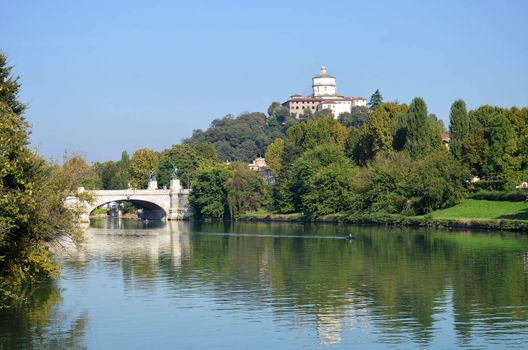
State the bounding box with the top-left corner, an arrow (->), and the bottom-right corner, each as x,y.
352,99 -> 367,107
318,101 -> 351,118
312,76 -> 337,96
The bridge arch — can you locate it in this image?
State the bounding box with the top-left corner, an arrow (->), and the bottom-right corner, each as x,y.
86,189 -> 173,221
68,186 -> 191,222
90,199 -> 167,220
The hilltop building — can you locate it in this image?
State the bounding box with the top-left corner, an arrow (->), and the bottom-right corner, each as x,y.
282,65 -> 367,118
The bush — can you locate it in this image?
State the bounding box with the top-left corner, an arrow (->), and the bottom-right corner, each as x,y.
469,190 -> 528,202
472,180 -> 506,191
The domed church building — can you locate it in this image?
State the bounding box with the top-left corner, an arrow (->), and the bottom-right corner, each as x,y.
282,65 -> 366,118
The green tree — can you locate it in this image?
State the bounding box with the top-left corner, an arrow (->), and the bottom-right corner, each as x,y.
462,116 -> 486,176
353,151 -> 465,215
302,160 -> 358,217
0,53 -> 26,116
0,54 -> 86,305
355,103 -> 407,165
158,144 -> 212,188
353,152 -> 414,214
192,142 -> 218,161
449,100 -> 469,163
227,162 -> 265,217
367,89 -> 383,110
129,148 -> 160,188
310,108 -> 333,119
283,115 -> 349,165
189,164 -> 232,219
404,97 -> 441,159
338,106 -> 370,128
264,138 -> 285,178
267,102 -> 297,139
184,112 -> 271,162
287,144 -> 351,212
62,155 -> 102,190
409,152 -> 466,213
94,161 -> 121,190
117,151 -> 131,189
481,107 -> 518,181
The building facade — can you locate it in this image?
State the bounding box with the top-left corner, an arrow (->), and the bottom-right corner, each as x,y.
248,157 -> 275,184
282,65 -> 366,118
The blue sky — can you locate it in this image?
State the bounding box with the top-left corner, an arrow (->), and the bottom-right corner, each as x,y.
2,0 -> 527,162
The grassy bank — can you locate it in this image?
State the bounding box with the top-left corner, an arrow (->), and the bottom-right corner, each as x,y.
238,200 -> 528,232
238,210 -> 304,221
426,199 -> 528,221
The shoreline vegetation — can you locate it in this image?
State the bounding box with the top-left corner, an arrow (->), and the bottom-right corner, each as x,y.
238,199 -> 528,232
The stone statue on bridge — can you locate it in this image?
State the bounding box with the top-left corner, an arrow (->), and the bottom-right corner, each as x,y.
149,168 -> 156,182
171,165 -> 178,180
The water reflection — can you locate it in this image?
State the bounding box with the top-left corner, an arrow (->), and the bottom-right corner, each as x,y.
3,219 -> 528,349
0,281 -> 89,350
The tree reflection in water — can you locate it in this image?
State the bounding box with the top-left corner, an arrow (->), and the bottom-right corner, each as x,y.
0,281 -> 89,349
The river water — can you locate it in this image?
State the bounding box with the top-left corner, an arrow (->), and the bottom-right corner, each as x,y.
2,219 -> 528,349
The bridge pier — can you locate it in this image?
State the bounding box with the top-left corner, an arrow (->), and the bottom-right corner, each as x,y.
168,178 -> 191,220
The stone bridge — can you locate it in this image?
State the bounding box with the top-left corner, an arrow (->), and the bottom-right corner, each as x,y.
66,179 -> 191,222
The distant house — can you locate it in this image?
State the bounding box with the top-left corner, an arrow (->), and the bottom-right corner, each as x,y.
516,182 -> 528,190
248,157 -> 275,184
442,132 -> 450,150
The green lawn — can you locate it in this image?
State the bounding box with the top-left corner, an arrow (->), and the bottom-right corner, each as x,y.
429,199 -> 528,221
238,210 -> 303,220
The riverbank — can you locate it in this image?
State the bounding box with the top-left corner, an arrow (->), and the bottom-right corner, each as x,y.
238,200 -> 528,232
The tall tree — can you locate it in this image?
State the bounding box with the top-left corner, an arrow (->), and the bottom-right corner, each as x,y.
189,164 -> 232,219
62,156 -> 102,189
129,148 -> 160,188
464,106 -> 519,182
117,151 -> 130,188
94,161 -> 121,190
355,102 -> 408,165
367,89 -> 383,110
448,100 -> 469,162
0,53 -> 26,116
0,54 -> 85,306
226,162 -> 265,217
404,97 -> 440,159
264,138 -> 285,178
157,144 -> 214,188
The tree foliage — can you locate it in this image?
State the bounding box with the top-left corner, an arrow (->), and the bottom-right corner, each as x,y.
264,138 -> 284,178
129,148 -> 160,188
302,160 -> 358,217
0,54 -> 87,306
0,53 -> 25,116
465,106 -> 519,183
367,89 -> 383,110
355,103 -> 408,165
227,162 -> 265,217
338,106 -> 370,128
354,151 -> 465,215
158,144 -> 214,189
189,164 -> 232,219
403,97 -> 442,159
184,112 -> 275,162
287,144 -> 352,213
449,99 -> 469,163
283,115 -> 349,165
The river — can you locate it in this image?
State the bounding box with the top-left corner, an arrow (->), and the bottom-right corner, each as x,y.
1,219 -> 528,349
